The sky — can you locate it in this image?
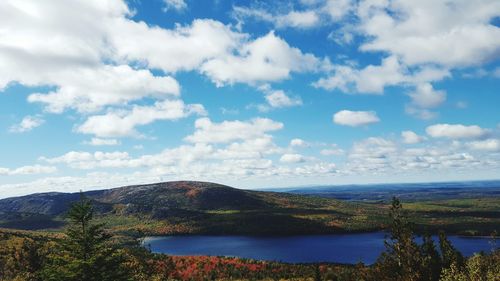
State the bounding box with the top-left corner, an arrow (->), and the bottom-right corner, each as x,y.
1,0 -> 500,198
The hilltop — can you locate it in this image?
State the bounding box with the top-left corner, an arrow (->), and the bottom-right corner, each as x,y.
0,181 -> 498,236
0,181 -> 385,235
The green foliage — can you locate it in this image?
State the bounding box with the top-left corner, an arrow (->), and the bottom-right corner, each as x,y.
372,197 -> 425,281
0,234 -> 46,281
421,233 -> 442,281
439,230 -> 464,269
371,197 -> 499,281
439,251 -> 500,281
1,195 -> 499,281
40,195 -> 131,281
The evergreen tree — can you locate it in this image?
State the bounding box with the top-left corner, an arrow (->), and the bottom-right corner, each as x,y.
439,230 -> 464,269
372,197 -> 424,281
41,195 -> 131,281
420,233 -> 442,281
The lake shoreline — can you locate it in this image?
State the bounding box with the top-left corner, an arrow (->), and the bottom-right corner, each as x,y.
141,232 -> 495,265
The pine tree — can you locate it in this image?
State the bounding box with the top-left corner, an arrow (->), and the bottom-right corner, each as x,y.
420,233 -> 442,281
372,197 -> 424,281
439,231 -> 464,270
41,195 -> 131,281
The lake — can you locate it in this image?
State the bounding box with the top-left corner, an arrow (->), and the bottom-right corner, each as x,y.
142,232 -> 495,264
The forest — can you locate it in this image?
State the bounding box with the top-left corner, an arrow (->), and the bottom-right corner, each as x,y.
1,196 -> 498,281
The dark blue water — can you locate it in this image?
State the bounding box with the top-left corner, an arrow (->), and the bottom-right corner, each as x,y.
143,232 -> 495,264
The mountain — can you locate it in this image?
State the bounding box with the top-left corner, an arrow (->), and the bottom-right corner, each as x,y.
0,181 -> 382,235
1,181 -> 498,236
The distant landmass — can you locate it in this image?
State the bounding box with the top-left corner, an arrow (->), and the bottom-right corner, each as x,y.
0,180 -> 499,236
263,180 -> 500,202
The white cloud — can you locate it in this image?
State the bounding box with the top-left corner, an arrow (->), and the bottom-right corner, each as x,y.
41,151 -> 131,169
314,0 -> 498,107
264,90 -> 303,108
27,65 -> 180,113
0,165 -> 57,176
185,117 -> 283,144
313,56 -> 450,94
333,110 -> 380,127
233,0 -> 354,30
233,6 -> 319,29
405,83 -> 446,120
280,153 -> 306,163
345,137 -> 398,174
401,130 -> 425,144
0,0 -> 181,113
1,0 -> 323,117
357,0 -> 500,68
342,135 -> 500,175
408,83 -> 446,108
323,0 -> 354,21
162,0 -> 187,12
85,138 -> 120,146
293,162 -> 337,175
200,32 -> 322,86
257,85 -> 302,111
290,138 -> 308,147
426,124 -> 488,139
214,136 -> 282,160
9,115 -> 45,133
77,100 -> 206,138
112,19 -> 243,73
277,10 -> 320,28
467,139 -> 500,151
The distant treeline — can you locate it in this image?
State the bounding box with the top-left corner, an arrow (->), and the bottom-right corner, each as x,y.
0,197 -> 498,281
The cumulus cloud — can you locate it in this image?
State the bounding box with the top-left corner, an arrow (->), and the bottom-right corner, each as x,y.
357,0 -> 500,68
0,165 -> 57,176
200,32 -> 322,86
408,83 -> 446,109
0,0 -> 181,113
426,124 -> 488,139
401,131 -> 425,144
404,83 -> 446,120
313,0 -> 498,112
313,56 -> 450,94
280,153 -> 306,163
185,117 -> 284,144
264,90 -> 303,109
1,0 -> 322,117
333,110 -> 380,127
112,19 -> 243,73
41,151 -> 131,169
343,135 -> 500,175
290,138 -> 308,147
77,100 -> 206,138
27,65 -> 180,113
322,0 -> 354,21
467,139 -> 500,151
9,116 -> 45,133
256,85 -> 303,111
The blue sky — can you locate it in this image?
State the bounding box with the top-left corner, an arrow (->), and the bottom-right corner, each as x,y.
1,0 -> 499,198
